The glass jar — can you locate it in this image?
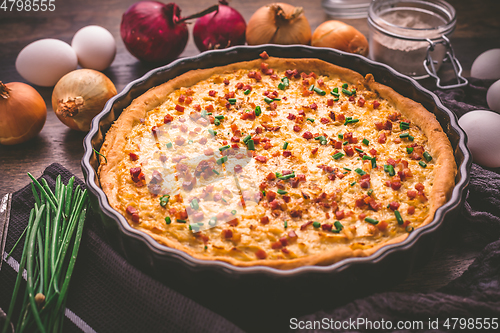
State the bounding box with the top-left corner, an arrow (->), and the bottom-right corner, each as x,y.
368,0 -> 465,87
321,0 -> 372,19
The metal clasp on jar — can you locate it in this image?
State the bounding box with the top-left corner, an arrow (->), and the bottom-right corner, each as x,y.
424,35 -> 468,89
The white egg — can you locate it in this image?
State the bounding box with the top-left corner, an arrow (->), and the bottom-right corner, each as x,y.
16,39 -> 78,87
71,25 -> 116,71
487,79 -> 500,112
458,110 -> 500,168
471,48 -> 500,80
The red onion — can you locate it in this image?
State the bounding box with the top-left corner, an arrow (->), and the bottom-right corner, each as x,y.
193,0 -> 246,52
121,2 -> 217,63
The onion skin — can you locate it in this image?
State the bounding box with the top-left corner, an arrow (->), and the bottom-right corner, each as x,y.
246,3 -> 311,45
312,20 -> 369,56
193,1 -> 246,52
120,2 -> 188,64
52,69 -> 117,132
0,81 -> 46,145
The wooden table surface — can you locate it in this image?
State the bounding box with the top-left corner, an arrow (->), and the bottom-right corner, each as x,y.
1,0 -> 499,324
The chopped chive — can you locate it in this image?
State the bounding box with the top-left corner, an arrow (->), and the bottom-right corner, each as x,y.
228,98 -> 237,104
350,181 -> 356,186
330,91 -> 340,97
166,142 -> 173,149
351,88 -> 356,95
201,109 -> 208,118
264,97 -> 273,104
338,133 -> 343,139
209,217 -> 217,226
221,198 -> 227,203
277,189 -> 288,195
273,98 -> 281,101
406,147 -> 414,154
355,148 -> 364,153
284,221 -> 288,229
332,221 -> 343,233
255,105 -> 262,116
419,161 -> 427,168
313,87 -> 326,95
214,118 -> 221,126
314,135 -> 326,141
177,219 -> 187,223
231,210 -> 237,215
343,167 -> 351,171
395,210 -> 404,225
400,122 -> 410,130
365,217 -> 379,224
208,129 -> 217,136
333,97 -> 339,101
355,168 -> 366,176
308,84 -> 315,91
362,155 -> 372,160
216,156 -> 228,165
212,169 -> 220,175
362,138 -> 369,145
342,83 -> 348,89
244,89 -> 251,95
190,198 -> 199,210
320,140 -> 327,145
198,222 -> 204,226
307,118 -> 315,122
367,189 -> 373,196
371,157 -> 377,168
243,134 -> 252,143
313,221 -> 321,228
406,225 -> 414,233
283,142 -> 289,149
247,139 -> 255,150
343,141 -> 348,145
204,245 -> 208,250
343,171 -> 348,174
215,115 -> 224,120
219,145 -> 230,151
165,216 -> 171,224
281,77 -> 289,86
189,224 -> 200,232
384,164 -> 395,176
344,118 -> 359,125
278,83 -> 286,90
188,140 -> 193,144
333,152 -> 344,159
160,195 -> 170,207
423,152 -> 432,162
208,112 -> 213,115
262,190 -> 266,196
399,133 -> 409,138
278,172 -> 295,180
342,88 -> 352,96
408,135 -> 414,141
275,172 -> 282,178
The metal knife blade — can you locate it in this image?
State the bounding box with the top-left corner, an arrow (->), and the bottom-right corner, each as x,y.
0,193 -> 12,271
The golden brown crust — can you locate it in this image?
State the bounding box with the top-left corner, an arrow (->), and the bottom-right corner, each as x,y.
99,57 -> 456,269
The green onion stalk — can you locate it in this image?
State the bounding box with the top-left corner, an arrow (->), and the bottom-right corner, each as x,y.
2,173 -> 89,333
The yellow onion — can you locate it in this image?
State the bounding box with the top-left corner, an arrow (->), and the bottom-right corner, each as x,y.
246,3 -> 311,45
52,69 -> 117,131
0,81 -> 46,145
312,20 -> 369,56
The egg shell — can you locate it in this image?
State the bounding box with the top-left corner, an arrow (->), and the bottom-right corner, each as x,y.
471,48 -> 500,80
72,25 -> 116,71
458,110 -> 500,168
16,39 -> 78,87
487,79 -> 500,112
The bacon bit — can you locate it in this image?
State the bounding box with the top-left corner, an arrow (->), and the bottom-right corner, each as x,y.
260,62 -> 269,72
386,158 -> 396,166
182,178 -> 196,190
327,174 -> 336,181
319,117 -> 329,124
408,206 -> 415,215
344,145 -> 354,157
179,124 -> 188,133
130,167 -> 145,183
301,87 -> 313,97
297,109 -> 305,116
377,221 -> 388,231
178,94 -> 186,103
322,223 -> 333,231
205,104 -> 214,112
186,96 -> 193,104
290,209 -> 302,218
310,103 -> 318,110
202,148 -> 213,156
349,96 -> 355,102
271,241 -> 282,249
223,78 -> 230,85
299,131 -> 313,140
254,155 -> 267,163
337,114 -> 346,122
336,210 -> 345,220
415,183 -> 425,191
373,100 -> 380,109
261,142 -> 271,150
222,229 -> 233,239
175,104 -> 185,113
302,78 -> 310,86
417,191 -> 428,202
177,209 -> 188,220
126,206 -> 140,223
260,216 -> 270,225
293,125 -> 301,132
193,103 -> 202,112
269,200 -> 282,210
162,114 -> 174,124
129,152 -> 139,161
359,213 -> 367,220
288,230 -> 297,239
281,150 -> 291,158
359,177 -> 371,189
300,221 -> 313,230
240,110 -> 256,120
280,195 -> 290,204
270,74 -> 278,80
325,99 -> 334,107
173,136 -> 185,146
227,218 -> 239,227
407,190 -> 417,199
369,148 -> 377,156
270,101 -> 277,110
391,177 -> 402,190
357,98 -> 365,107
266,191 -> 277,203
389,201 -> 400,211
317,79 -> 324,86
259,51 -> 269,59
255,126 -> 263,134
287,113 -> 296,120
248,71 -> 257,78
311,147 -> 319,154
265,172 -> 276,182
234,165 -> 243,173
376,132 -> 386,144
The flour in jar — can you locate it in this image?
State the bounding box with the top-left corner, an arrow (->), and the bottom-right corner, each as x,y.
369,10 -> 446,77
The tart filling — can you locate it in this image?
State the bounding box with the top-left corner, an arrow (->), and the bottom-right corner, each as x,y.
99,56 -> 456,269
